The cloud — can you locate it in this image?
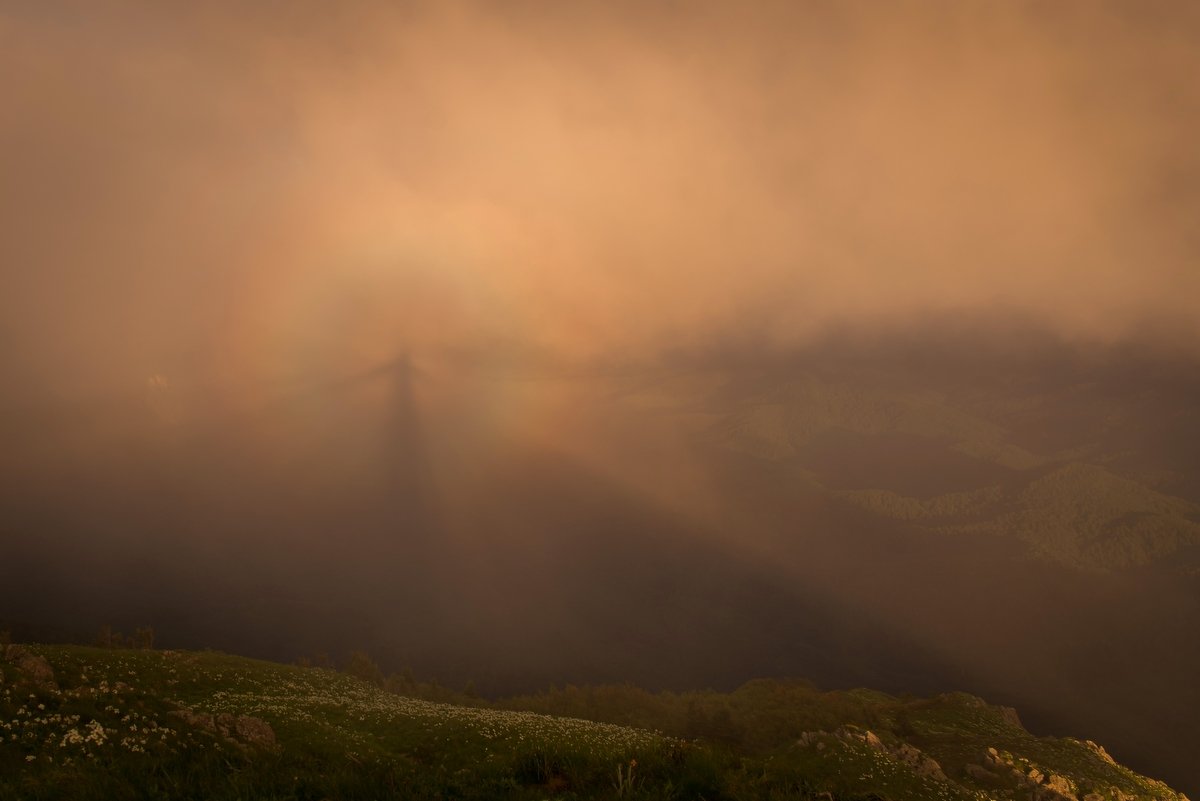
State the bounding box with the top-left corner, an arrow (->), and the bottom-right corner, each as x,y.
2,0 -> 1199,398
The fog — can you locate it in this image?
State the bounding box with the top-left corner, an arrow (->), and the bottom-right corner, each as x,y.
2,0 -> 1200,795
3,1 -> 1200,399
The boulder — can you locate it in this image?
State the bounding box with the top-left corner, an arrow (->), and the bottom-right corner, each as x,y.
3,645 -> 57,691
982,747 -> 1008,770
1029,774 -> 1077,801
170,708 -> 277,750
890,741 -> 946,781
1045,774 -> 1074,795
232,715 -> 277,748
965,764 -> 999,782
797,731 -> 826,747
835,728 -> 949,782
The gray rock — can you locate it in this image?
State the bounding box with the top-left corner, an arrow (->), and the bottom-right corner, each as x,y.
982,747 -> 1008,770
797,731 -> 824,747
889,741 -> 947,781
3,645 -> 57,691
1045,773 -> 1074,795
965,763 -> 999,782
1029,774 -> 1077,801
1082,740 -> 1116,765
170,708 -> 278,750
232,715 -> 276,747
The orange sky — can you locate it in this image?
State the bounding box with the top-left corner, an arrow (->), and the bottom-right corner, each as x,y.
2,0 -> 1199,395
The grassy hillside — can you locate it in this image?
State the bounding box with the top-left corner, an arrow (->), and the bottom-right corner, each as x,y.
831,463 -> 1200,572
685,367 -> 1200,574
1,643 -> 1188,801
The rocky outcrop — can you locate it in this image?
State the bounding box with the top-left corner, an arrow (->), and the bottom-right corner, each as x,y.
1042,773 -> 1078,801
997,705 -> 1024,729
964,763 -> 999,782
890,741 -> 947,780
228,714 -> 276,747
966,762 -> 1185,801
1082,739 -> 1116,766
2,644 -> 58,691
798,727 -> 947,782
170,708 -> 278,750
972,747 -> 1078,801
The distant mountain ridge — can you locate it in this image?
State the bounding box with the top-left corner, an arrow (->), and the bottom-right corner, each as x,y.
684,359 -> 1200,573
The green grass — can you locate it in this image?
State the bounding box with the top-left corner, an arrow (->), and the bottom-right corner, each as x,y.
0,645 -> 1188,800
2,645 -> 710,800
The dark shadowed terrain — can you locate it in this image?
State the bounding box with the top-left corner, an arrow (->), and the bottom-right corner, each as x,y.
3,326 -> 1198,794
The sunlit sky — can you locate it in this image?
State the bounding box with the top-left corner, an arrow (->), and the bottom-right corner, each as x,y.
2,0 -> 1199,399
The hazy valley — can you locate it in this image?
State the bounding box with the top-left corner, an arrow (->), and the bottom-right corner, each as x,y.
3,330 -> 1198,796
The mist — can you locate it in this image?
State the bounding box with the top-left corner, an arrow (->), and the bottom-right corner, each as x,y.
3,1 -> 1200,397
3,1 -> 1200,795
